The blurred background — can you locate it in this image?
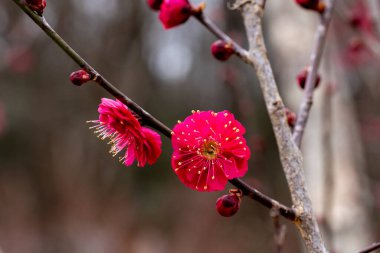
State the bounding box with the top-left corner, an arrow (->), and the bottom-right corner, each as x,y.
0,0 -> 379,252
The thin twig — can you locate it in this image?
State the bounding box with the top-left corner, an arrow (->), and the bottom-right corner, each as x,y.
192,12 -> 251,64
270,207 -> 287,253
11,0 -> 297,221
11,0 -> 172,138
358,242 -> 380,253
292,0 -> 335,147
230,179 -> 296,221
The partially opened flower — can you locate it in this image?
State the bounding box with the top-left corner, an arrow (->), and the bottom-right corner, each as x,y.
171,110 -> 251,191
159,0 -> 193,29
89,98 -> 162,167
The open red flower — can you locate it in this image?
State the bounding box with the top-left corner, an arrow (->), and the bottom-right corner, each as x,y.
171,110 -> 251,191
89,98 -> 162,167
159,0 -> 193,29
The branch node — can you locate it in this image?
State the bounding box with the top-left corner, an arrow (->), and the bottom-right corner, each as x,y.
228,0 -> 255,11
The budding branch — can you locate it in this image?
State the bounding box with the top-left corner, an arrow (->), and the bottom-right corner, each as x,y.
293,0 -> 335,147
11,0 -> 297,222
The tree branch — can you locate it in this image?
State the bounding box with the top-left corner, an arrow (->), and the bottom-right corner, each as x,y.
358,242 -> 380,253
11,0 -> 173,138
292,0 -> 335,147
11,0 -> 296,221
270,207 -> 287,253
192,12 -> 252,64
230,179 -> 296,221
234,0 -> 328,252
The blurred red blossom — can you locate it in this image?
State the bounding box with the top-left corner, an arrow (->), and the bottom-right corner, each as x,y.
348,0 -> 375,36
171,110 -> 251,191
5,46 -> 34,74
341,38 -> 373,68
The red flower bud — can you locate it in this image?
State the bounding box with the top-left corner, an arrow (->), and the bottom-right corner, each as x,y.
147,0 -> 163,11
295,0 -> 325,13
297,69 -> 321,90
211,40 -> 234,61
70,69 -> 91,86
216,193 -> 241,217
159,0 -> 193,29
349,13 -> 362,28
25,0 -> 47,15
285,108 -> 297,128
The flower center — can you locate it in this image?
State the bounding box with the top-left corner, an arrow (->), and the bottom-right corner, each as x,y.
201,140 -> 220,160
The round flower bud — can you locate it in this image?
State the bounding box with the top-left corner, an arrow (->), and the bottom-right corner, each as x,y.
211,40 -> 234,61
295,0 -> 325,13
70,69 -> 91,86
297,69 -> 321,90
25,0 -> 47,15
285,108 -> 297,128
216,193 -> 241,217
159,0 -> 193,29
147,0 -> 163,11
